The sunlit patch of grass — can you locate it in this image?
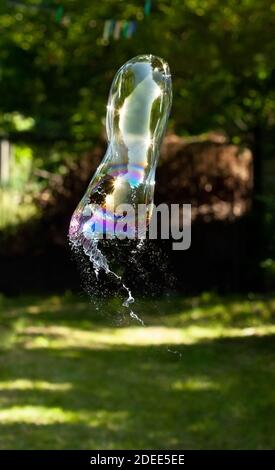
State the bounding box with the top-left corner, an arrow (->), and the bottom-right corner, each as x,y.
16,322 -> 275,351
0,292 -> 275,449
0,380 -> 72,392
147,295 -> 275,330
172,378 -> 220,391
0,406 -> 127,428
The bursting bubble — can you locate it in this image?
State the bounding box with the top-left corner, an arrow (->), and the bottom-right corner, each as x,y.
69,55 -> 172,256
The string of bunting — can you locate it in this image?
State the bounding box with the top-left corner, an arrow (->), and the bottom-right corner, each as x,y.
6,0 -> 152,38
102,0 -> 151,40
102,19 -> 137,41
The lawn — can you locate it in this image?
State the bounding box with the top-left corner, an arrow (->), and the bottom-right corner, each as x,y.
0,292 -> 275,449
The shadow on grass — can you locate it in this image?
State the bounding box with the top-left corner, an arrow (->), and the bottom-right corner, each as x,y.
0,333 -> 275,449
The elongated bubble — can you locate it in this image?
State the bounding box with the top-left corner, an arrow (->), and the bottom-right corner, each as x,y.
69,55 -> 172,250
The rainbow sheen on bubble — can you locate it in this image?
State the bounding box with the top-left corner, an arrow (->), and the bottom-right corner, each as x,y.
69,54 -> 172,244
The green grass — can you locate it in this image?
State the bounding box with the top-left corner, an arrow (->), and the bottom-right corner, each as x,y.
0,292 -> 275,449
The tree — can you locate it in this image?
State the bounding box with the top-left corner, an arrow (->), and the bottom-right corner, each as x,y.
0,0 -> 274,287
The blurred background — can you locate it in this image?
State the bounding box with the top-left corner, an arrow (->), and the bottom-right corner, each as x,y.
0,0 -> 275,450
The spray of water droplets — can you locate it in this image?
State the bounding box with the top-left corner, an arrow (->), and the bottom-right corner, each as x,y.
70,236 -> 145,324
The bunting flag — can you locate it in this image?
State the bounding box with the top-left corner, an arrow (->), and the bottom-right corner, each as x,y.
144,0 -> 152,16
103,20 -> 114,41
55,5 -> 64,24
127,20 -> 137,38
113,20 -> 122,40
122,20 -> 129,39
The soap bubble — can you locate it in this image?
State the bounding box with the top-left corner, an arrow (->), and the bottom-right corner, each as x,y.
69,54 -> 172,248
69,55 -> 173,319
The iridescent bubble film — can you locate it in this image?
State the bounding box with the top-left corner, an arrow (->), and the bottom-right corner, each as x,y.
69,54 -> 172,249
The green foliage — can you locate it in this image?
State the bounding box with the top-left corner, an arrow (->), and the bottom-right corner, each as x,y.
0,0 -> 274,268
0,144 -> 39,230
0,187 -> 37,230
0,0 -> 274,148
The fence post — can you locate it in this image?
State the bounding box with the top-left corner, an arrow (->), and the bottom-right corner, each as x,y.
0,139 -> 11,183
